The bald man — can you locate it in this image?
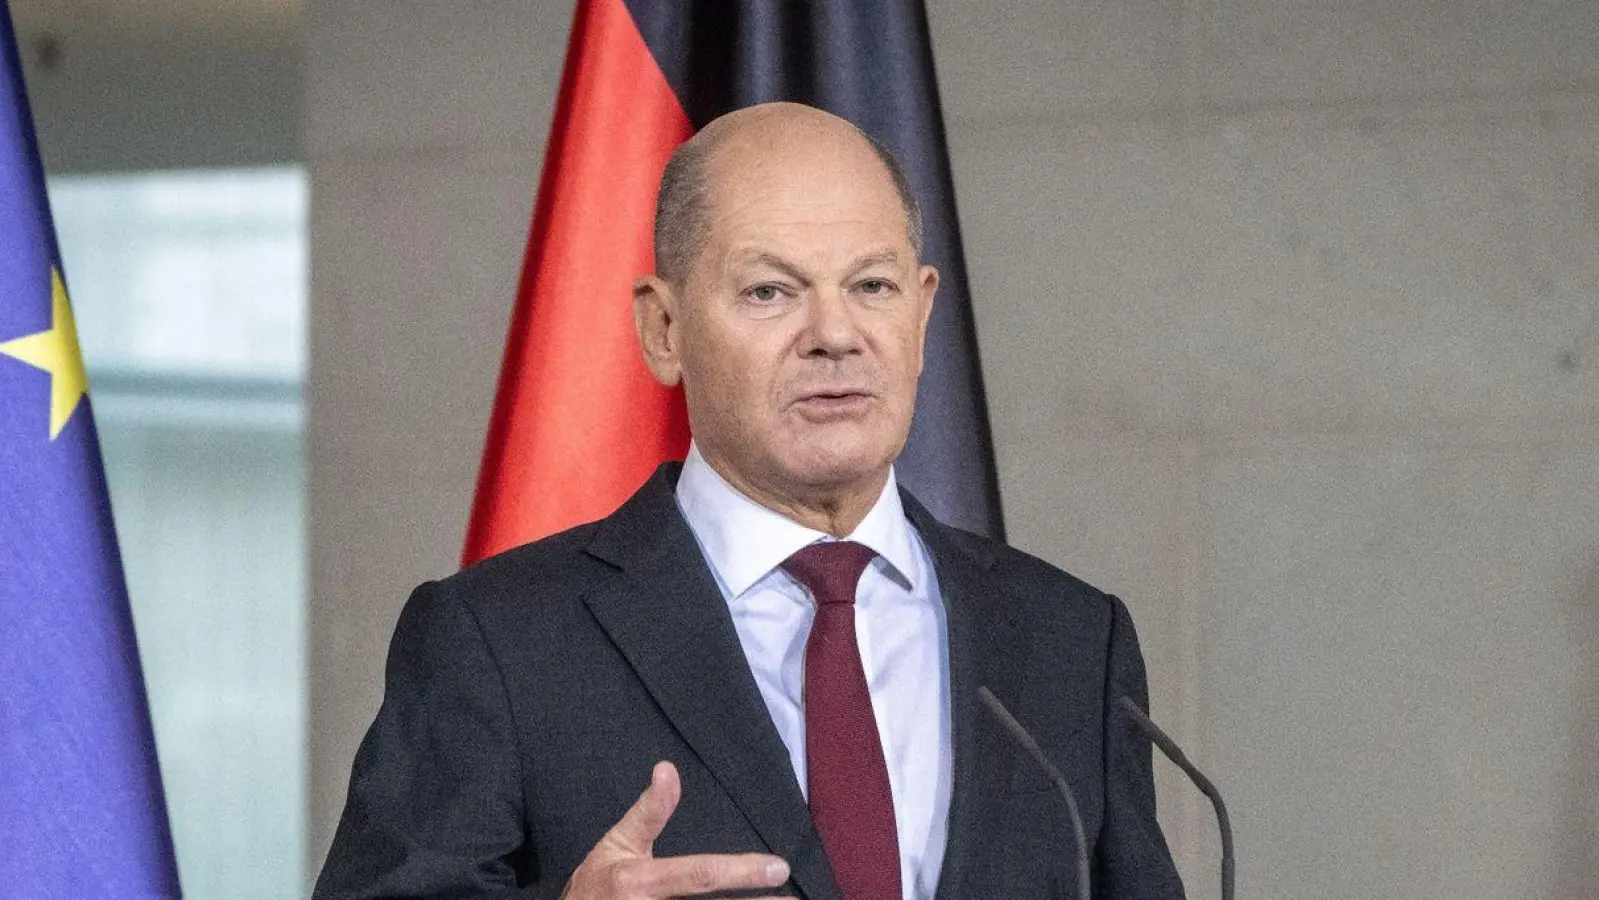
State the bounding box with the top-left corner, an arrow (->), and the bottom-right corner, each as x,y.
315,103 -> 1183,900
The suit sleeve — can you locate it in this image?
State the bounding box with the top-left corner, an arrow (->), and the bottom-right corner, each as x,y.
1094,595 -> 1186,899
313,582 -> 561,900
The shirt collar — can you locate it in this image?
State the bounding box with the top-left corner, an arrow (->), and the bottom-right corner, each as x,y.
675,442 -> 922,598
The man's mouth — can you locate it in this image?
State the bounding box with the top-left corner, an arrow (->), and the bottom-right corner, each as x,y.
793,390 -> 874,417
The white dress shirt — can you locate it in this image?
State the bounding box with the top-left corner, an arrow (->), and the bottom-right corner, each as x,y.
675,445 -> 953,900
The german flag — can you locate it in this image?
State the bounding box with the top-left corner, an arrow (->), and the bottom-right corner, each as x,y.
464,0 -> 1004,563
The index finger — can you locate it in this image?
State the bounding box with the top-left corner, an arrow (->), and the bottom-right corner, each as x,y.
606,761 -> 681,853
627,851 -> 790,897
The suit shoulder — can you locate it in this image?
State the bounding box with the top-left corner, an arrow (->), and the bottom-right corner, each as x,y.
430,520 -> 614,614
935,522 -> 1122,616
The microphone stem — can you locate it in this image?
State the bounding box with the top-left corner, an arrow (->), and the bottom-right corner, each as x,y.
978,687 -> 1092,900
1116,696 -> 1234,900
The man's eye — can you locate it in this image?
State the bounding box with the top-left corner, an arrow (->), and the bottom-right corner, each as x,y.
749,285 -> 782,301
859,279 -> 892,295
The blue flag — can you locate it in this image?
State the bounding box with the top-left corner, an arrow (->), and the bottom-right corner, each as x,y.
0,4 -> 181,896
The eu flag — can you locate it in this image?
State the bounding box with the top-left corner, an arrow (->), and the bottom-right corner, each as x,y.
0,3 -> 181,895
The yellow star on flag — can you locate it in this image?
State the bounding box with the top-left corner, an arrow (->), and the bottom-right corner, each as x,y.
0,267 -> 89,439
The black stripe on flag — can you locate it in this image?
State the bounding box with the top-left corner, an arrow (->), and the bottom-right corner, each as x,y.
622,0 -> 1007,541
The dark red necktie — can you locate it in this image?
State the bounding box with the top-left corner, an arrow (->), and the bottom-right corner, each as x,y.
782,541 -> 902,900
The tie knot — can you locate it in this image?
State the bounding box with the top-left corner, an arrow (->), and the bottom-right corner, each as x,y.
781,541 -> 877,606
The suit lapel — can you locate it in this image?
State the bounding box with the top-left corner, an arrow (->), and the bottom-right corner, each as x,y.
903,495 -> 1039,900
582,465 -> 839,900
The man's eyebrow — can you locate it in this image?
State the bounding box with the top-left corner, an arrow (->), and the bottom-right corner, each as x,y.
846,250 -> 905,272
729,251 -> 810,284
727,248 -> 905,281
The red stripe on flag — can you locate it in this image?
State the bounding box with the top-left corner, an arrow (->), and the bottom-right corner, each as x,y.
463,0 -> 692,564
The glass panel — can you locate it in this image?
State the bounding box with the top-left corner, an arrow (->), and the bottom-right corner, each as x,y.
48,167 -> 308,900
50,168 -> 307,379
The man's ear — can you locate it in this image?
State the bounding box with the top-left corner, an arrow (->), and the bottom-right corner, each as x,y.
633,275 -> 683,387
913,263 -> 939,373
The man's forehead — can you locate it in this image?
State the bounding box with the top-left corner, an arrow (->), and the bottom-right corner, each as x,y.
705,159 -> 912,242
710,160 -> 893,209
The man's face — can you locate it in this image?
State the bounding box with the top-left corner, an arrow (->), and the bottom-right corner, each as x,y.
657,133 -> 937,504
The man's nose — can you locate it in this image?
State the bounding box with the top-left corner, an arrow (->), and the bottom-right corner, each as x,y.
801,287 -> 864,358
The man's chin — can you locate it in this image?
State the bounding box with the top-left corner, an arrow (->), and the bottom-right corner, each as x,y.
780,439 -> 899,493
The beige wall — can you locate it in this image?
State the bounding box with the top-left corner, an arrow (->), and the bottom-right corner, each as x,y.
16,15 -> 299,173
307,3 -> 1599,898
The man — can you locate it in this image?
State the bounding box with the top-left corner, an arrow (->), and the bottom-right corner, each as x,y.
316,102 -> 1183,900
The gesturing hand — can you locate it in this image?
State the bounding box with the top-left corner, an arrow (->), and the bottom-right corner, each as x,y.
561,761 -> 792,899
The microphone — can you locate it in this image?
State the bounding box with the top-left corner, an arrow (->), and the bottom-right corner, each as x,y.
1116,696 -> 1235,900
977,686 -> 1092,900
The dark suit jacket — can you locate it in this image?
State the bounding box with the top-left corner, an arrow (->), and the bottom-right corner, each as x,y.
315,463 -> 1184,899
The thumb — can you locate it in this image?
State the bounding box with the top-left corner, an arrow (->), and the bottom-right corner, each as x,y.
605,761 -> 681,855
